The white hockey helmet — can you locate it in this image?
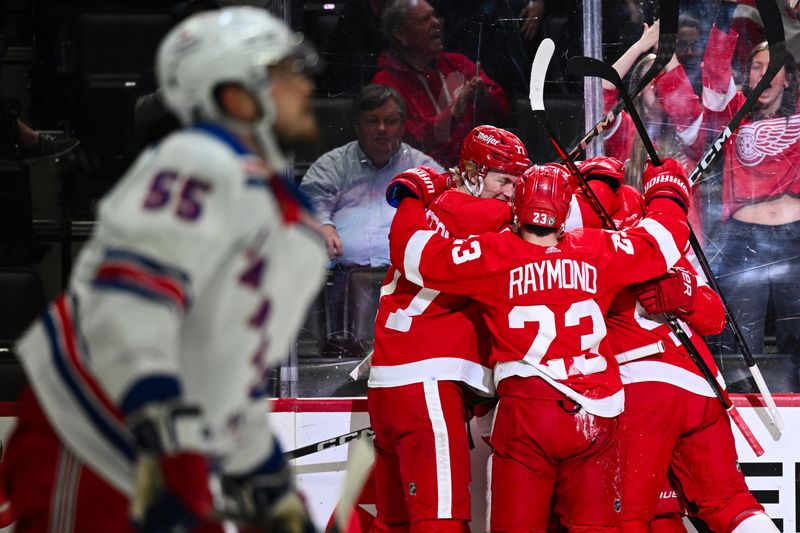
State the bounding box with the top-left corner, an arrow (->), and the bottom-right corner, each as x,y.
156,7 -> 317,169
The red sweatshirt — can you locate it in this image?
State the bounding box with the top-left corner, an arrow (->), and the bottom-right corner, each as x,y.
372,50 -> 509,167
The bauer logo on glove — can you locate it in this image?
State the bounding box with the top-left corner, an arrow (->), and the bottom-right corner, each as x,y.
386,166 -> 452,208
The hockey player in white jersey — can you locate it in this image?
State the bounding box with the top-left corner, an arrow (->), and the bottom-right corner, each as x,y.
1,7 -> 327,533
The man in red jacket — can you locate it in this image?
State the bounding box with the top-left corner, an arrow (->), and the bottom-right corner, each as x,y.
372,0 -> 509,167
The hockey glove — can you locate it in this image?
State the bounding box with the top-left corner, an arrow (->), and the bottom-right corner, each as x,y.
386,166 -> 451,208
642,158 -> 691,213
635,266 -> 697,317
127,400 -> 215,532
221,439 -> 313,533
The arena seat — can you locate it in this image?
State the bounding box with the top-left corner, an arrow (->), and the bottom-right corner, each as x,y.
0,267 -> 47,353
297,289 -> 330,358
71,11 -> 173,197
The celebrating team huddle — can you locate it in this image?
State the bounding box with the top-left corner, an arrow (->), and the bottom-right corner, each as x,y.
370,125 -> 775,533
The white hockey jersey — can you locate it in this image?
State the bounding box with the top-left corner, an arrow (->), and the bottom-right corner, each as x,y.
15,124 -> 327,493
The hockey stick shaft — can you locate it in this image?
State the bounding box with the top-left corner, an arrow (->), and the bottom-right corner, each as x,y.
330,438 -> 375,533
568,55 -> 663,166
629,0 -> 785,430
728,404 -> 765,457
536,43 -> 733,414
285,426 -> 374,460
568,47 -> 787,435
567,0 -> 679,160
683,0 -> 786,432
530,40 -> 616,231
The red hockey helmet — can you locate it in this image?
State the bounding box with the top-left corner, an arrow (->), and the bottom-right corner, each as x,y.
577,156 -> 625,185
514,163 -> 573,229
459,125 -> 530,178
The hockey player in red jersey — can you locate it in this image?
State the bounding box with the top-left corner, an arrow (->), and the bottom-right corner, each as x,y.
567,156 -> 776,533
1,8 -> 326,533
385,157 -> 692,532
369,125 -> 530,533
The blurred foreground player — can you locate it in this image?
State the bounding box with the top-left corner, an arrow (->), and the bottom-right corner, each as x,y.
369,125 -> 529,533
1,8 -> 326,533
385,159 -> 692,532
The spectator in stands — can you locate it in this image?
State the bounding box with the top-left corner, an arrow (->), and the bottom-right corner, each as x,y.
703,15 -> 800,358
729,0 -> 800,85
300,84 -> 443,337
431,0 -> 548,97
601,20 -> 706,234
0,25 -> 78,163
676,13 -> 704,95
1,107 -> 79,164
372,0 -> 510,167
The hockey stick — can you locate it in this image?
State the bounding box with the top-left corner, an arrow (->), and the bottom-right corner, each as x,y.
567,0 -> 679,160
329,438 -> 375,533
285,426 -> 374,460
529,39 -> 616,231
683,0 -> 787,432
531,39 -> 766,455
568,0 -> 786,434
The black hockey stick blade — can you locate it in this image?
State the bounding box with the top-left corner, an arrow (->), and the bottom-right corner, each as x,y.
567,0 -> 678,159
285,426 -> 374,460
629,0 -> 680,98
567,55 -> 662,165
687,0 -> 785,186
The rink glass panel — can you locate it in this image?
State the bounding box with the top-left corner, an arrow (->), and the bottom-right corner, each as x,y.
289,0 -> 800,397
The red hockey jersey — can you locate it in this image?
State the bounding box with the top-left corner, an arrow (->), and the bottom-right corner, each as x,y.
370,189 -> 513,395
566,192 -> 727,397
388,197 -> 690,417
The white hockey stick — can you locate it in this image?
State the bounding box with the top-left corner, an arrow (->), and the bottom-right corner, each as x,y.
349,351 -> 373,381
329,437 -> 375,533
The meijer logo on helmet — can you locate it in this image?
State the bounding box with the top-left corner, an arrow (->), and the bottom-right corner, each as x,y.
477,131 -> 500,146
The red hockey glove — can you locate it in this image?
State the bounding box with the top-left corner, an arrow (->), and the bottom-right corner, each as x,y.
582,179 -> 622,216
386,166 -> 451,207
635,266 -> 697,317
642,158 -> 691,213
128,401 -> 216,532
